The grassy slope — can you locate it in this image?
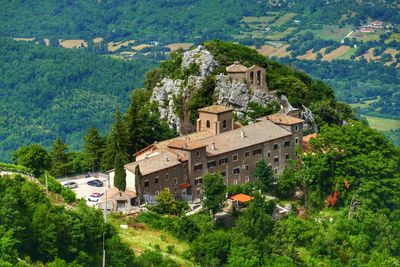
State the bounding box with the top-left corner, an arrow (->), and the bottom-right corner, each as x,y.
109,216 -> 196,266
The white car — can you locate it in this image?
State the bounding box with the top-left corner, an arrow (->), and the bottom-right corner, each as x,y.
87,194 -> 100,202
63,181 -> 78,189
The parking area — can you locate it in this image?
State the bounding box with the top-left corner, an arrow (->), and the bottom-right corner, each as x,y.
61,176 -> 109,207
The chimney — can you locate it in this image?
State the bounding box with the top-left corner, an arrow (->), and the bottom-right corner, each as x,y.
211,143 -> 216,150
240,130 -> 245,138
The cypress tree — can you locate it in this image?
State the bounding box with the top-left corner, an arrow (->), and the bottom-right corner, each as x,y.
135,165 -> 143,205
114,151 -> 126,191
50,137 -> 71,177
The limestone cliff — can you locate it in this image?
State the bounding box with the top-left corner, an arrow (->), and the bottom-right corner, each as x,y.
151,45 -> 318,134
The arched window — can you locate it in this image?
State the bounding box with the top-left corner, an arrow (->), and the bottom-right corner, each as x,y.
257,71 -> 261,85
222,120 -> 227,128
250,71 -> 254,84
206,120 -> 210,128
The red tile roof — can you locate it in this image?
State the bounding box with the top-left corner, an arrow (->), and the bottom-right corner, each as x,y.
198,105 -> 234,114
230,193 -> 253,203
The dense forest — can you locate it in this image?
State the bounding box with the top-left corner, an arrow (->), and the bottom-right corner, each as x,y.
0,38 -> 157,161
0,0 -> 399,43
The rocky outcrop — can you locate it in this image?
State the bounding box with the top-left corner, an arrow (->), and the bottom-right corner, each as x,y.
300,105 -> 318,133
182,46 -> 218,77
151,76 -> 205,133
151,78 -> 184,132
214,75 -> 280,118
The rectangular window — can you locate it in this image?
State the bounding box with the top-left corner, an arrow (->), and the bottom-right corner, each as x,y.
267,152 -> 271,157
244,151 -> 250,157
195,177 -> 203,185
144,180 -> 149,187
295,138 -> 299,144
273,144 -> 278,150
207,160 -> 217,168
232,154 -> 238,161
284,141 -> 290,147
174,178 -> 177,185
245,165 -> 249,170
194,163 -> 203,172
253,149 -> 262,155
196,189 -> 201,195
274,156 -> 279,163
274,168 -> 278,174
245,176 -> 250,183
285,153 -> 289,160
295,125 -> 299,132
219,157 -> 228,165
221,171 -> 226,177
233,179 -> 238,184
155,177 -> 159,184
165,174 -> 169,181
232,167 -> 240,175
196,151 -> 201,158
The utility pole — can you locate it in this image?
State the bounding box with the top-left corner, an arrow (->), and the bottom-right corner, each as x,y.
45,171 -> 48,196
102,175 -> 109,267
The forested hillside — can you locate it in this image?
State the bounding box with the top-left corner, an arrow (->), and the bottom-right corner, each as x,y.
0,38 -> 157,161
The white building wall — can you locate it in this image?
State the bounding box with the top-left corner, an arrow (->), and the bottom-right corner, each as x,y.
108,169 -> 136,191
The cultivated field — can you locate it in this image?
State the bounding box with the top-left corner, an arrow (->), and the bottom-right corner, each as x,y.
322,45 -> 351,61
107,40 -> 136,52
257,44 -> 290,57
93,37 -> 103,43
273,13 -> 297,27
362,115 -> 400,131
59,39 -> 87,48
131,44 -> 153,51
13,37 -> 35,41
165,43 -> 194,51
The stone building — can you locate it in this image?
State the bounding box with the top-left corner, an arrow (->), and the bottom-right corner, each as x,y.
108,105 -> 303,203
226,61 -> 268,92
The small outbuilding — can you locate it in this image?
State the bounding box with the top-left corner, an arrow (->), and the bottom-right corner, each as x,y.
229,193 -> 253,209
97,187 -> 136,212
226,61 -> 268,92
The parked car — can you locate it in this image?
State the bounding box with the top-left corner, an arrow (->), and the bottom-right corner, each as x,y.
63,181 -> 78,189
87,179 -> 103,187
88,194 -> 100,202
91,192 -> 104,198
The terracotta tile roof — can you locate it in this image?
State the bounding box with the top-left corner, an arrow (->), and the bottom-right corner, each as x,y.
230,193 -> 253,203
98,187 -> 136,203
167,139 -> 206,150
195,120 -> 292,156
226,61 -> 248,73
125,150 -> 182,175
198,105 -> 234,114
264,114 -> 304,125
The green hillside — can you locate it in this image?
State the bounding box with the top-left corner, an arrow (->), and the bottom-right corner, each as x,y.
0,38 -> 157,161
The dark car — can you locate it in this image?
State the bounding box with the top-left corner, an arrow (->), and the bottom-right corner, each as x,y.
87,179 -> 104,187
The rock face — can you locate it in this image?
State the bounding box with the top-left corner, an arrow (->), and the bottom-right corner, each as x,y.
214,75 -> 279,118
181,45 -> 218,77
151,78 -> 184,132
151,76 -> 205,133
300,105 -> 318,133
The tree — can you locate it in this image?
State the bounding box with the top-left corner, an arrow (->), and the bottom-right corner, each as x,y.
49,137 -> 71,177
102,107 -> 129,171
202,173 -> 226,219
114,152 -> 126,191
254,160 -> 274,194
12,144 -> 51,177
82,126 -> 104,172
155,188 -> 178,215
135,165 -> 143,206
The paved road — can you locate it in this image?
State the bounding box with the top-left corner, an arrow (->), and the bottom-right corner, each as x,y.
62,176 -> 109,207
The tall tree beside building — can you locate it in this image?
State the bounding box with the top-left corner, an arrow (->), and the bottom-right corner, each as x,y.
114,151 -> 126,191
202,173 -> 226,220
49,137 -> 72,177
83,126 -> 104,172
254,160 -> 274,194
135,165 -> 143,205
101,108 -> 129,171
